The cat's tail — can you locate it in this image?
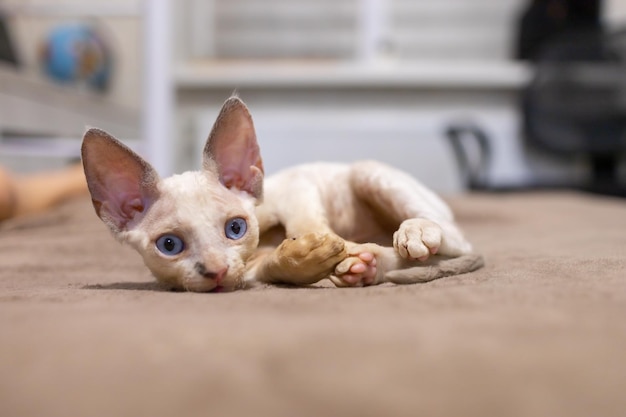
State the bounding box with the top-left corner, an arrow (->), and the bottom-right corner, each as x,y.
384,254 -> 485,284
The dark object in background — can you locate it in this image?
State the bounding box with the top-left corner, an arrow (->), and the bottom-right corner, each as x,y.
521,30 -> 626,196
520,0 -> 626,196
446,124 -> 493,191
515,0 -> 602,61
447,0 -> 626,196
0,12 -> 19,66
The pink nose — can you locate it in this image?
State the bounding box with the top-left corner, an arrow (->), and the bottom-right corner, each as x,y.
195,263 -> 228,282
216,267 -> 228,283
206,267 -> 228,283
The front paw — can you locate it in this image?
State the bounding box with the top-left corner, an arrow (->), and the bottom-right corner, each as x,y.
269,232 -> 347,283
332,250 -> 378,287
393,218 -> 442,261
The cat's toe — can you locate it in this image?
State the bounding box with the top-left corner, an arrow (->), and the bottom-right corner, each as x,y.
332,251 -> 378,287
393,218 -> 442,261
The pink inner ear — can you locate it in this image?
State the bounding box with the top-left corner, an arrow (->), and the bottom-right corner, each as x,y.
82,128 -> 159,232
91,173 -> 150,230
205,98 -> 264,198
218,143 -> 263,188
221,171 -> 241,190
216,142 -> 264,198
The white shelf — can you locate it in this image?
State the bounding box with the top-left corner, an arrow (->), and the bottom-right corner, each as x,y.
175,60 -> 532,90
0,0 -> 155,171
0,64 -> 139,138
2,2 -> 142,18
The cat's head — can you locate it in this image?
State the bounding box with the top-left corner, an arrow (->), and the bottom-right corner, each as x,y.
81,97 -> 264,292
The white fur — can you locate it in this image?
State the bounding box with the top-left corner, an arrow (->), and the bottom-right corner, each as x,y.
82,97 -> 483,292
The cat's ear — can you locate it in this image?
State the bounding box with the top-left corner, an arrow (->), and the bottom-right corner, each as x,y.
203,96 -> 264,200
81,128 -> 160,233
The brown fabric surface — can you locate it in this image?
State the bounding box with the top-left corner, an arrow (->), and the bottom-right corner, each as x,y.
1,192 -> 625,417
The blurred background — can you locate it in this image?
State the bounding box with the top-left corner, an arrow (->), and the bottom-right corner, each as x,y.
1,0 -> 626,194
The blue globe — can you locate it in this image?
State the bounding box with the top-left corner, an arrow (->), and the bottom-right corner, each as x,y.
40,24 -> 112,91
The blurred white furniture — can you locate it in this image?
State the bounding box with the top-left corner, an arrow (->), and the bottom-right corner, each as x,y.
175,60 -> 531,192
168,0 -> 533,191
0,0 -> 167,172
2,0 -> 535,191
0,62 -> 138,158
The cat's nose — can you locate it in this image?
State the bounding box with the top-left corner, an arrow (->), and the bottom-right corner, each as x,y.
194,262 -> 228,282
204,267 -> 228,282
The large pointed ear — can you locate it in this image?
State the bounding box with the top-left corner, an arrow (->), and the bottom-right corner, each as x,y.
81,128 -> 160,233
203,97 -> 264,200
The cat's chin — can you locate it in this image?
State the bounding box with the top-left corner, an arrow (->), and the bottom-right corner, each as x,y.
182,281 -> 221,293
155,274 -> 243,293
161,284 -> 225,293
179,278 -> 241,293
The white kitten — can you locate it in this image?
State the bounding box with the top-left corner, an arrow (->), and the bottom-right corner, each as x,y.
81,97 -> 483,292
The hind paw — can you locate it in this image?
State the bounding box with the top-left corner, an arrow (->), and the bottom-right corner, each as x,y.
331,251 -> 378,287
393,218 -> 442,261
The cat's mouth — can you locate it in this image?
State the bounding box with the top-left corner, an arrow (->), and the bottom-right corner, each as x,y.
182,264 -> 235,292
183,281 -> 224,293
182,277 -> 239,293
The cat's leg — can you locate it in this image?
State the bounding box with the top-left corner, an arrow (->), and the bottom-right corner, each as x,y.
330,240 -> 432,287
349,161 -> 473,259
246,232 -> 348,286
330,242 -> 402,287
249,175 -> 351,285
331,241 -> 484,287
329,161 -> 478,287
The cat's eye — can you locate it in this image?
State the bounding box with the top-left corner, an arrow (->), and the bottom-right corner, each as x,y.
156,234 -> 185,256
225,217 -> 247,240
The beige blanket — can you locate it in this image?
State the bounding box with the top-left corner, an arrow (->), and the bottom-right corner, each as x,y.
1,192 -> 625,417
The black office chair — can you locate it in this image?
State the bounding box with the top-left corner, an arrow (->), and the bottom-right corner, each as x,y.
447,29 -> 626,196
522,28 -> 626,196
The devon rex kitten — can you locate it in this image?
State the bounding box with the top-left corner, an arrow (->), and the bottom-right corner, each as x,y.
81,96 -> 484,292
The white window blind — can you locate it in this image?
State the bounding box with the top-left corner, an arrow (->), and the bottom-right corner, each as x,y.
188,0 -> 527,61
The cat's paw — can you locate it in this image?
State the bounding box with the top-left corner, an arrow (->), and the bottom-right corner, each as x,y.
269,232 -> 347,284
331,250 -> 378,287
278,232 -> 346,264
393,218 -> 442,261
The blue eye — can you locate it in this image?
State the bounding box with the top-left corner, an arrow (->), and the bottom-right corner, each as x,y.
156,234 -> 185,256
225,217 -> 247,240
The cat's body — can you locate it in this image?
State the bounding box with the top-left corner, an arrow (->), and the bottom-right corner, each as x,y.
82,97 -> 483,292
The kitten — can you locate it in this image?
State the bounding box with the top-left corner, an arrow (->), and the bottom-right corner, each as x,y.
81,96 -> 483,292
